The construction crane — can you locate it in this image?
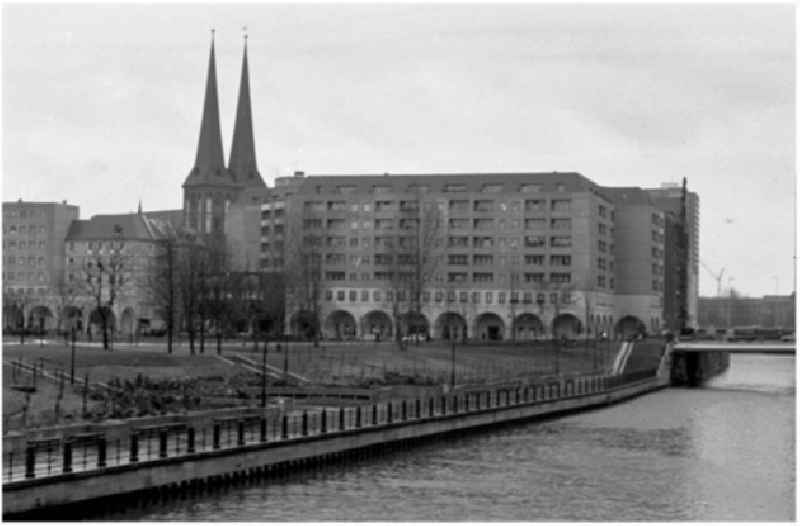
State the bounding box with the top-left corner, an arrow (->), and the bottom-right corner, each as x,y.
701,261 -> 725,296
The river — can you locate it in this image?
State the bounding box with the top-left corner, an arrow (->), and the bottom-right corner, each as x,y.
105,354 -> 795,521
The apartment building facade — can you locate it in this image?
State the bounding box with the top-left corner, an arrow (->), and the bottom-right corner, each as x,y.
252,172 -> 626,341
2,200 -> 80,331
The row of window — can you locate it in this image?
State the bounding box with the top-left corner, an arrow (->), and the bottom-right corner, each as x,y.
4,224 -> 47,236
3,286 -> 49,296
3,208 -> 47,219
306,182 -> 574,197
323,288 -> 574,306
5,255 -> 46,267
4,240 -> 47,249
4,271 -> 47,283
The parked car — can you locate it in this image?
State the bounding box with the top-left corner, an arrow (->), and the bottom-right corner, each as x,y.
781,332 -> 795,343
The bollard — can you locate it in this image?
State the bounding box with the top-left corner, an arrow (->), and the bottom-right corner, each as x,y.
373,404 -> 378,425
97,436 -> 107,468
321,410 -> 327,433
260,418 -> 267,442
213,424 -> 221,449
339,407 -> 346,430
387,402 -> 393,424
401,400 -> 407,421
237,421 -> 245,446
355,407 -> 361,428
62,441 -> 73,473
130,433 -> 139,462
281,415 -> 288,439
302,411 -> 308,436
416,399 -> 421,419
25,445 -> 35,479
159,430 -> 168,458
188,428 -> 196,453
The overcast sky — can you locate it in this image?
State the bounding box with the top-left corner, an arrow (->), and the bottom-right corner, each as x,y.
2,4 -> 795,297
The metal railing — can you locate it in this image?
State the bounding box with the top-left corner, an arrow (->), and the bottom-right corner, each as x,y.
3,369 -> 657,484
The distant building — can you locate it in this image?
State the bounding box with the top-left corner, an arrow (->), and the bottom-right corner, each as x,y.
2,200 -> 79,331
698,293 -> 796,331
63,210 -> 178,336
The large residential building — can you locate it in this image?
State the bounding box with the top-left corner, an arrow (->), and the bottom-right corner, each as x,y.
2,200 -> 80,331
698,293 -> 795,331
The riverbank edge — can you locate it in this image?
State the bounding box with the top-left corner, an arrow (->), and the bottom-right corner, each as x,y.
3,374 -> 667,518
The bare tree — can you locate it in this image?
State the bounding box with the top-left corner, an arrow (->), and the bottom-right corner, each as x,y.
174,238 -> 208,355
285,216 -> 322,343
80,225 -> 127,351
52,277 -> 82,336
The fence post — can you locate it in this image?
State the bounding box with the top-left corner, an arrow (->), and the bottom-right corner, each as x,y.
25,445 -> 35,479
401,400 -> 407,421
321,409 -> 328,433
213,423 -> 221,449
62,441 -> 73,473
237,420 -> 245,446
302,411 -> 309,436
387,402 -> 393,424
355,406 -> 361,428
159,429 -> 168,458
130,433 -> 139,462
281,414 -> 288,439
97,436 -> 107,468
339,407 -> 346,430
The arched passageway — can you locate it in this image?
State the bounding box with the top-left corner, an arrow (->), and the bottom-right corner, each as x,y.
514,313 -> 544,340
290,310 -> 319,340
435,312 -> 467,340
3,305 -> 24,331
616,315 -> 646,339
552,313 -> 581,339
63,306 -> 83,332
475,312 -> 505,341
399,312 -> 430,340
325,310 -> 357,340
361,310 -> 392,341
28,305 -> 54,333
88,307 -> 115,338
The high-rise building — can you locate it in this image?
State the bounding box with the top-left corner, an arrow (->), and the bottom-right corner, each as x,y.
2,200 -> 79,331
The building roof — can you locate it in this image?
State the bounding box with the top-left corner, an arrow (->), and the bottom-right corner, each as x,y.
65,212 -> 179,241
273,172 -> 607,197
144,209 -> 184,228
228,40 -> 265,189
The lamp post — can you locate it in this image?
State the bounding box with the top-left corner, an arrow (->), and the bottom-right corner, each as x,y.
70,327 -> 76,385
261,340 -> 267,408
450,326 -> 456,389
283,332 -> 289,382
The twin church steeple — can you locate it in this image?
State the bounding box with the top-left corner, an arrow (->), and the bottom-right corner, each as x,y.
183,30 -> 265,234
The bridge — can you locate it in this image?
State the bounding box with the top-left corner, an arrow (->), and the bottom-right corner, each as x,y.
673,342 -> 795,354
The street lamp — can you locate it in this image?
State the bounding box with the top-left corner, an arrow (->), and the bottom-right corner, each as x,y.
450,324 -> 456,389
70,326 -> 76,385
261,340 -> 267,408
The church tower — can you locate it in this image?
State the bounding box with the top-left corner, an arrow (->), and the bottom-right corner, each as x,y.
182,31 -> 240,235
228,33 -> 266,189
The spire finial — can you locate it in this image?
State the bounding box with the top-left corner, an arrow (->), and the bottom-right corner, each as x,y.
242,26 -> 247,44
137,198 -> 143,215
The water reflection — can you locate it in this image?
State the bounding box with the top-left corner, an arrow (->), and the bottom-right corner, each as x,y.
108,354 -> 794,521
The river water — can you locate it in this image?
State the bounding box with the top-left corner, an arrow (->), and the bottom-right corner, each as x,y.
108,354 -> 795,521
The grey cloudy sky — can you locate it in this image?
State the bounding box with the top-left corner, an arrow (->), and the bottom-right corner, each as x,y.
2,3 -> 795,297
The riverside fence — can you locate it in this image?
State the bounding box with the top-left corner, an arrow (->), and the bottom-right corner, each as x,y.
3,369 -> 658,486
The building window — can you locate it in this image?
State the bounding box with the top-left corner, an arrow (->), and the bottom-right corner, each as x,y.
524,272 -> 544,283
444,184 -> 467,193
449,218 -> 470,230
598,240 -> 607,253
598,223 -> 607,235
551,255 -> 571,266
448,254 -> 468,265
525,254 -> 544,265
459,291 -> 468,303
435,290 -> 444,302
473,272 -> 493,283
473,254 -> 493,266
349,290 -> 357,301
327,272 -> 346,281
481,184 -> 503,193
524,235 -> 546,248
520,184 -> 542,193
551,199 -> 571,213
448,236 -> 469,248
498,292 -> 506,304
550,272 -> 571,283
551,218 -> 571,230
473,200 -> 495,212
471,291 -> 480,304
599,205 -> 607,218
448,272 -> 468,283
473,236 -> 494,249
524,218 -> 546,230
597,275 -> 606,287
550,236 -> 572,248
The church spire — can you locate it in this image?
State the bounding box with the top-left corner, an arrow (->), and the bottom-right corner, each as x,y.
228,28 -> 263,187
193,29 -> 226,178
